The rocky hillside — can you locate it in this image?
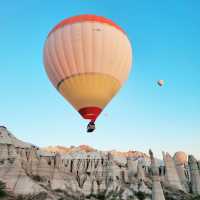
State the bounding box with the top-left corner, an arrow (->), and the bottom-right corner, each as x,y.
43,145 -> 96,154
0,126 -> 200,200
43,145 -> 149,159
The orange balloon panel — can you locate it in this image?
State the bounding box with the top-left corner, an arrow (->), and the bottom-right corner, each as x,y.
44,15 -> 132,121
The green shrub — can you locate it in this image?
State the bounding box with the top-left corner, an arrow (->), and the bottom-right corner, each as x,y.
0,181 -> 8,197
86,193 -> 106,200
16,192 -> 48,200
192,195 -> 200,200
135,191 -> 147,200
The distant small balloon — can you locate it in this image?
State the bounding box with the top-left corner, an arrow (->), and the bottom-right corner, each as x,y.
157,80 -> 164,87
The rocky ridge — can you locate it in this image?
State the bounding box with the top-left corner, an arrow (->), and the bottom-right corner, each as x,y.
0,126 -> 200,200
43,145 -> 149,159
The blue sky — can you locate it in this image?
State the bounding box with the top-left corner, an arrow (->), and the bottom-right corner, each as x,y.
0,0 -> 200,159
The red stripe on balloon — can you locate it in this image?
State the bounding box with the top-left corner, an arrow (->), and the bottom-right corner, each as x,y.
48,14 -> 125,37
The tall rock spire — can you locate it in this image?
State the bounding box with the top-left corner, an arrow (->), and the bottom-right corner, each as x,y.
188,155 -> 200,195
198,161 -> 200,175
137,160 -> 145,181
173,152 -> 188,192
127,157 -> 138,183
162,151 -> 184,190
149,149 -> 165,200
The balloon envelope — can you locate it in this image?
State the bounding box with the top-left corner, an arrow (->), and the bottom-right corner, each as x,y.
44,14 -> 132,121
157,80 -> 164,86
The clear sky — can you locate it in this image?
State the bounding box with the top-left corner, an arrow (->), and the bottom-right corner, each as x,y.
0,0 -> 200,159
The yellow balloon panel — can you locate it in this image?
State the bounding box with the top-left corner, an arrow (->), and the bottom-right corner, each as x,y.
58,73 -> 121,111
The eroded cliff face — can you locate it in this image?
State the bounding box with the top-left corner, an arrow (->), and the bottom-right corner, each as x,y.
0,127 -> 153,200
0,126 -> 199,200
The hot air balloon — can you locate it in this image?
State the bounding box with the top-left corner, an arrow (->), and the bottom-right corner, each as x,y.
157,80 -> 164,87
43,14 -> 132,132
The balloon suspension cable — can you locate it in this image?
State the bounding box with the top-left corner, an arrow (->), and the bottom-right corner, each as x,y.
90,119 -> 96,123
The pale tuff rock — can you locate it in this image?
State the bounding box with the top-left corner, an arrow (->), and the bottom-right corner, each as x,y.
121,188 -> 134,200
0,126 -> 32,148
81,175 -> 93,195
0,127 -> 200,200
98,180 -> 107,193
0,144 -> 9,160
162,151 -> 184,190
50,154 -> 73,191
174,151 -> 188,165
152,176 -> 165,200
113,156 -> 127,167
138,181 -> 151,194
91,179 -> 98,195
36,157 -> 53,179
198,161 -> 200,177
127,157 -> 138,179
51,169 -> 78,192
7,144 -> 17,159
27,148 -> 40,176
109,149 -> 149,160
173,151 -> 189,191
105,152 -> 115,186
174,152 -> 189,192
0,127 -> 12,145
50,168 -> 66,190
0,154 -> 44,195
137,160 -> 145,181
149,149 -> 165,200
188,155 -> 200,195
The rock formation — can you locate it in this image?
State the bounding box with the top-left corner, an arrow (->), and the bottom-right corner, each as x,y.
162,151 -> 184,191
149,149 -> 165,200
0,126 -> 200,200
188,155 -> 200,195
174,151 -> 189,192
